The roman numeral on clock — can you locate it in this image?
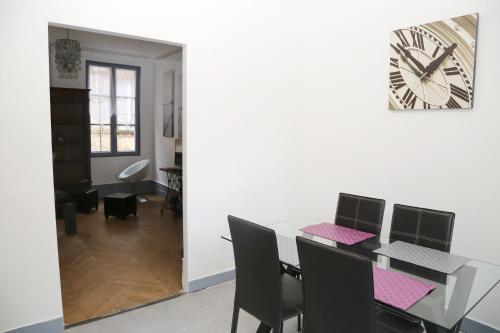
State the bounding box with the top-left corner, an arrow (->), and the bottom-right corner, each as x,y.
402,88 -> 417,109
450,83 -> 469,102
423,101 -> 431,109
390,71 -> 405,90
390,57 -> 399,68
391,43 -> 401,55
446,96 -> 461,109
432,45 -> 440,58
395,30 -> 410,47
444,67 -> 460,76
411,31 -> 425,50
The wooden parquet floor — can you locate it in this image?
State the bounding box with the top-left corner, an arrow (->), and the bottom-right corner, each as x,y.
56,194 -> 183,325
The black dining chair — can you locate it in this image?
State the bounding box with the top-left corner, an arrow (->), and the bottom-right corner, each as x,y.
335,193 -> 386,241
296,236 -> 424,333
384,204 -> 456,329
286,193 -> 386,325
228,215 -> 303,333
390,204 -> 455,252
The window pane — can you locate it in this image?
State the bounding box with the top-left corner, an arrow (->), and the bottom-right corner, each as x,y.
117,125 -> 136,152
90,95 -> 111,124
116,97 -> 135,125
91,125 -> 111,152
116,69 -> 136,98
88,66 -> 111,96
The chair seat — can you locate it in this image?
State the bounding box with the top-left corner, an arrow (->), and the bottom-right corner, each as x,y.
375,309 -> 424,333
281,273 -> 303,320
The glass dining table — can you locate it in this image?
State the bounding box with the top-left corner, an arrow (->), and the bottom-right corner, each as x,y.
221,217 -> 500,333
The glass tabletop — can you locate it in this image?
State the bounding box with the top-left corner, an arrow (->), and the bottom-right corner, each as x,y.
222,217 -> 500,330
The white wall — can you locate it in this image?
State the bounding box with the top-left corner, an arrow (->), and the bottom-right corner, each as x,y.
1,0 -> 500,331
153,52 -> 182,186
0,2 -> 62,331
48,37 -> 156,185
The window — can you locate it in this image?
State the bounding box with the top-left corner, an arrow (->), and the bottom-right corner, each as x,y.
87,61 -> 140,156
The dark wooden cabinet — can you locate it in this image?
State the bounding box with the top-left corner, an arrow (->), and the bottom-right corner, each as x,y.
50,88 -> 91,190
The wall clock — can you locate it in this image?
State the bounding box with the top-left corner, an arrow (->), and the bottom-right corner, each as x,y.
389,14 -> 478,110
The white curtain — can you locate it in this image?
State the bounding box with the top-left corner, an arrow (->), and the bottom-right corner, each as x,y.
89,65 -> 112,125
116,68 -> 136,126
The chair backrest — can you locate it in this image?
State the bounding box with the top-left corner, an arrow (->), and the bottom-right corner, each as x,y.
335,193 -> 386,241
389,204 -> 455,252
296,236 -> 375,333
228,215 -> 283,326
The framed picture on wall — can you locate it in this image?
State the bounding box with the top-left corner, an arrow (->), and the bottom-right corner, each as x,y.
389,13 -> 478,110
163,70 -> 174,137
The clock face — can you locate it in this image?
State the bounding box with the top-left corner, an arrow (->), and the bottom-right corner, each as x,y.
389,14 -> 478,110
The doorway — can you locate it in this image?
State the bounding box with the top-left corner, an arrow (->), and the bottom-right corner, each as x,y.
48,24 -> 185,325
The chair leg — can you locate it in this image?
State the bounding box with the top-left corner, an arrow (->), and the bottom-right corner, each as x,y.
297,314 -> 302,331
256,323 -> 272,333
272,323 -> 283,333
231,305 -> 239,333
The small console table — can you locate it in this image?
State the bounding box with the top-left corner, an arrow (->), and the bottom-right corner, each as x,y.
159,167 -> 182,215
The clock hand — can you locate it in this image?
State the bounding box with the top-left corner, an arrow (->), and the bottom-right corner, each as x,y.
397,44 -> 426,74
401,56 -> 424,77
399,65 -> 448,90
423,43 -> 457,78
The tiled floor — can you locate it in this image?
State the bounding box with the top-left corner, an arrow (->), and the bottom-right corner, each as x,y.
65,281 -> 300,333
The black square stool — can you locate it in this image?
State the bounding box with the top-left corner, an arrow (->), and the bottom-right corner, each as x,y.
104,193 -> 137,220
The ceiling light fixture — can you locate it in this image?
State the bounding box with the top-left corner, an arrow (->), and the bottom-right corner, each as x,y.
54,29 -> 82,79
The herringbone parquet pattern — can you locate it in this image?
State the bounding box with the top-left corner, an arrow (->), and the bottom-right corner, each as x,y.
56,194 -> 183,325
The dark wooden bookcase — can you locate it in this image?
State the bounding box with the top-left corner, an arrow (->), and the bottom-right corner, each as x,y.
50,88 -> 91,190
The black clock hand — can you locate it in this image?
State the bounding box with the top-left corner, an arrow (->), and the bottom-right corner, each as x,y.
423,43 -> 457,78
397,44 -> 426,74
402,56 -> 425,77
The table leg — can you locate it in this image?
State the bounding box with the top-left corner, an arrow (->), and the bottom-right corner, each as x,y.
160,172 -> 182,215
424,319 -> 462,333
160,190 -> 170,215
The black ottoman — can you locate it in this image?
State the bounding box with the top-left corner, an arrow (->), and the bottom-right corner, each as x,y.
70,188 -> 99,213
104,193 -> 137,220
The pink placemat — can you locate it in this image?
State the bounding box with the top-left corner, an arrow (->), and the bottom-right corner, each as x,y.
301,223 -> 376,245
373,266 -> 435,310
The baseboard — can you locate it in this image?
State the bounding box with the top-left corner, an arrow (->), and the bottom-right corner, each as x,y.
93,180 -> 155,198
153,181 -> 169,197
461,318 -> 500,333
4,317 -> 63,333
187,269 -> 235,292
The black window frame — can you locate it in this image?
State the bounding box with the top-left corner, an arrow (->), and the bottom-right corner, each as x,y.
86,60 -> 141,157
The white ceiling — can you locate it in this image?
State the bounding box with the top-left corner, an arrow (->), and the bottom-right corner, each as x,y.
48,26 -> 181,59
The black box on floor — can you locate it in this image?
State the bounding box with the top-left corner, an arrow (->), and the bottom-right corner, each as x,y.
104,193 -> 137,220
